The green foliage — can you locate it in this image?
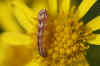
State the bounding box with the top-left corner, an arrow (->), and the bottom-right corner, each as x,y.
84,0 -> 100,66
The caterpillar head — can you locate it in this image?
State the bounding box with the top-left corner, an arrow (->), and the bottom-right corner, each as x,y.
38,9 -> 48,22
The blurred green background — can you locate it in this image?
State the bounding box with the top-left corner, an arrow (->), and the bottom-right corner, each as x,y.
80,0 -> 100,66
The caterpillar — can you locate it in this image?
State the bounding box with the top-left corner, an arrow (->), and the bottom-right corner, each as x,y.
37,9 -> 48,57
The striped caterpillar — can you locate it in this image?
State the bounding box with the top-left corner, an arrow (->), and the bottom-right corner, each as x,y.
37,9 -> 48,57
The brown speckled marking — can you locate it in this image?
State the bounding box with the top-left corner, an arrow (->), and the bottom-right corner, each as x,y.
38,9 -> 48,57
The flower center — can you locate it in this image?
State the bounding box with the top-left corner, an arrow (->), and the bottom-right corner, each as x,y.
35,7 -> 94,66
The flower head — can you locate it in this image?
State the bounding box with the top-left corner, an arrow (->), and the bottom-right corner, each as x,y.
0,0 -> 100,66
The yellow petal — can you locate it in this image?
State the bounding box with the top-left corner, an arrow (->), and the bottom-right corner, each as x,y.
0,39 -> 34,66
0,3 -> 22,32
0,44 -> 6,66
8,0 -> 24,2
86,16 -> 100,31
1,32 -> 33,46
12,1 -> 35,20
48,0 -> 58,16
32,0 -> 48,16
25,59 -> 41,66
88,34 -> 100,45
12,1 -> 37,34
77,0 -> 97,18
60,0 -> 70,14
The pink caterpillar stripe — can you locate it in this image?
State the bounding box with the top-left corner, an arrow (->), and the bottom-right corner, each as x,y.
38,9 -> 48,57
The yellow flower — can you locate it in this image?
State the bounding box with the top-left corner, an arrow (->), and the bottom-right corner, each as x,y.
0,0 -> 23,32
0,0 -> 100,66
